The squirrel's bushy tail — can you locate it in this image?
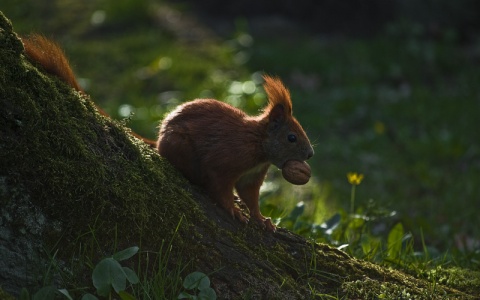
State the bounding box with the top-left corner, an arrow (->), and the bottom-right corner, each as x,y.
23,34 -> 82,92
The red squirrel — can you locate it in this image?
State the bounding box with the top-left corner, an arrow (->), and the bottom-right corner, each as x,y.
23,34 -> 314,231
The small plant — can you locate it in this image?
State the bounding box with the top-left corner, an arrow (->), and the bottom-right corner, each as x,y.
271,172 -> 418,267
88,246 -> 140,299
22,246 -> 140,300
177,272 -> 217,300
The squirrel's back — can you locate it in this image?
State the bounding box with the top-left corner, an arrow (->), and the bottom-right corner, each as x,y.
158,98 -> 267,184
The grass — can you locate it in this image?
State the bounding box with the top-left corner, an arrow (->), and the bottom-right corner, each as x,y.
133,217 -> 188,299
2,0 -> 480,297
21,218 -> 191,299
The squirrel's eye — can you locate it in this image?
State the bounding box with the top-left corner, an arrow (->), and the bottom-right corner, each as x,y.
287,134 -> 297,143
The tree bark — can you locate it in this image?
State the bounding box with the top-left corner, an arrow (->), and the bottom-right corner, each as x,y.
0,11 -> 476,299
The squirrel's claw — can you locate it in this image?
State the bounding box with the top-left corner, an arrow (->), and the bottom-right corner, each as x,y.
230,207 -> 249,224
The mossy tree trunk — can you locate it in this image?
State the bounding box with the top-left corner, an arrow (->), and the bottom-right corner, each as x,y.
0,11 -> 476,299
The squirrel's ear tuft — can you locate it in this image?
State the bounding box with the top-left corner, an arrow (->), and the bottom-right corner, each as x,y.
263,75 -> 292,116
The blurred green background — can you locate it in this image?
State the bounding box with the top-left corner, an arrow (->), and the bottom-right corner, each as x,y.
3,0 -> 480,268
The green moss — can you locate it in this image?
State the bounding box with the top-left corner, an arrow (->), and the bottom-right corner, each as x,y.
420,267 -> 480,296
340,263 -> 478,299
342,278 -> 435,300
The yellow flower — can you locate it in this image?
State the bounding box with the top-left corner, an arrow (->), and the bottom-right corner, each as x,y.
374,121 -> 386,135
347,172 -> 364,185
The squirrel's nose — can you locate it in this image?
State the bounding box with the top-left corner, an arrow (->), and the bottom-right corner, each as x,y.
306,147 -> 314,160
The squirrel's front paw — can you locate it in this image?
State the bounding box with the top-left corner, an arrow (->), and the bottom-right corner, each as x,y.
251,216 -> 276,232
263,218 -> 276,232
